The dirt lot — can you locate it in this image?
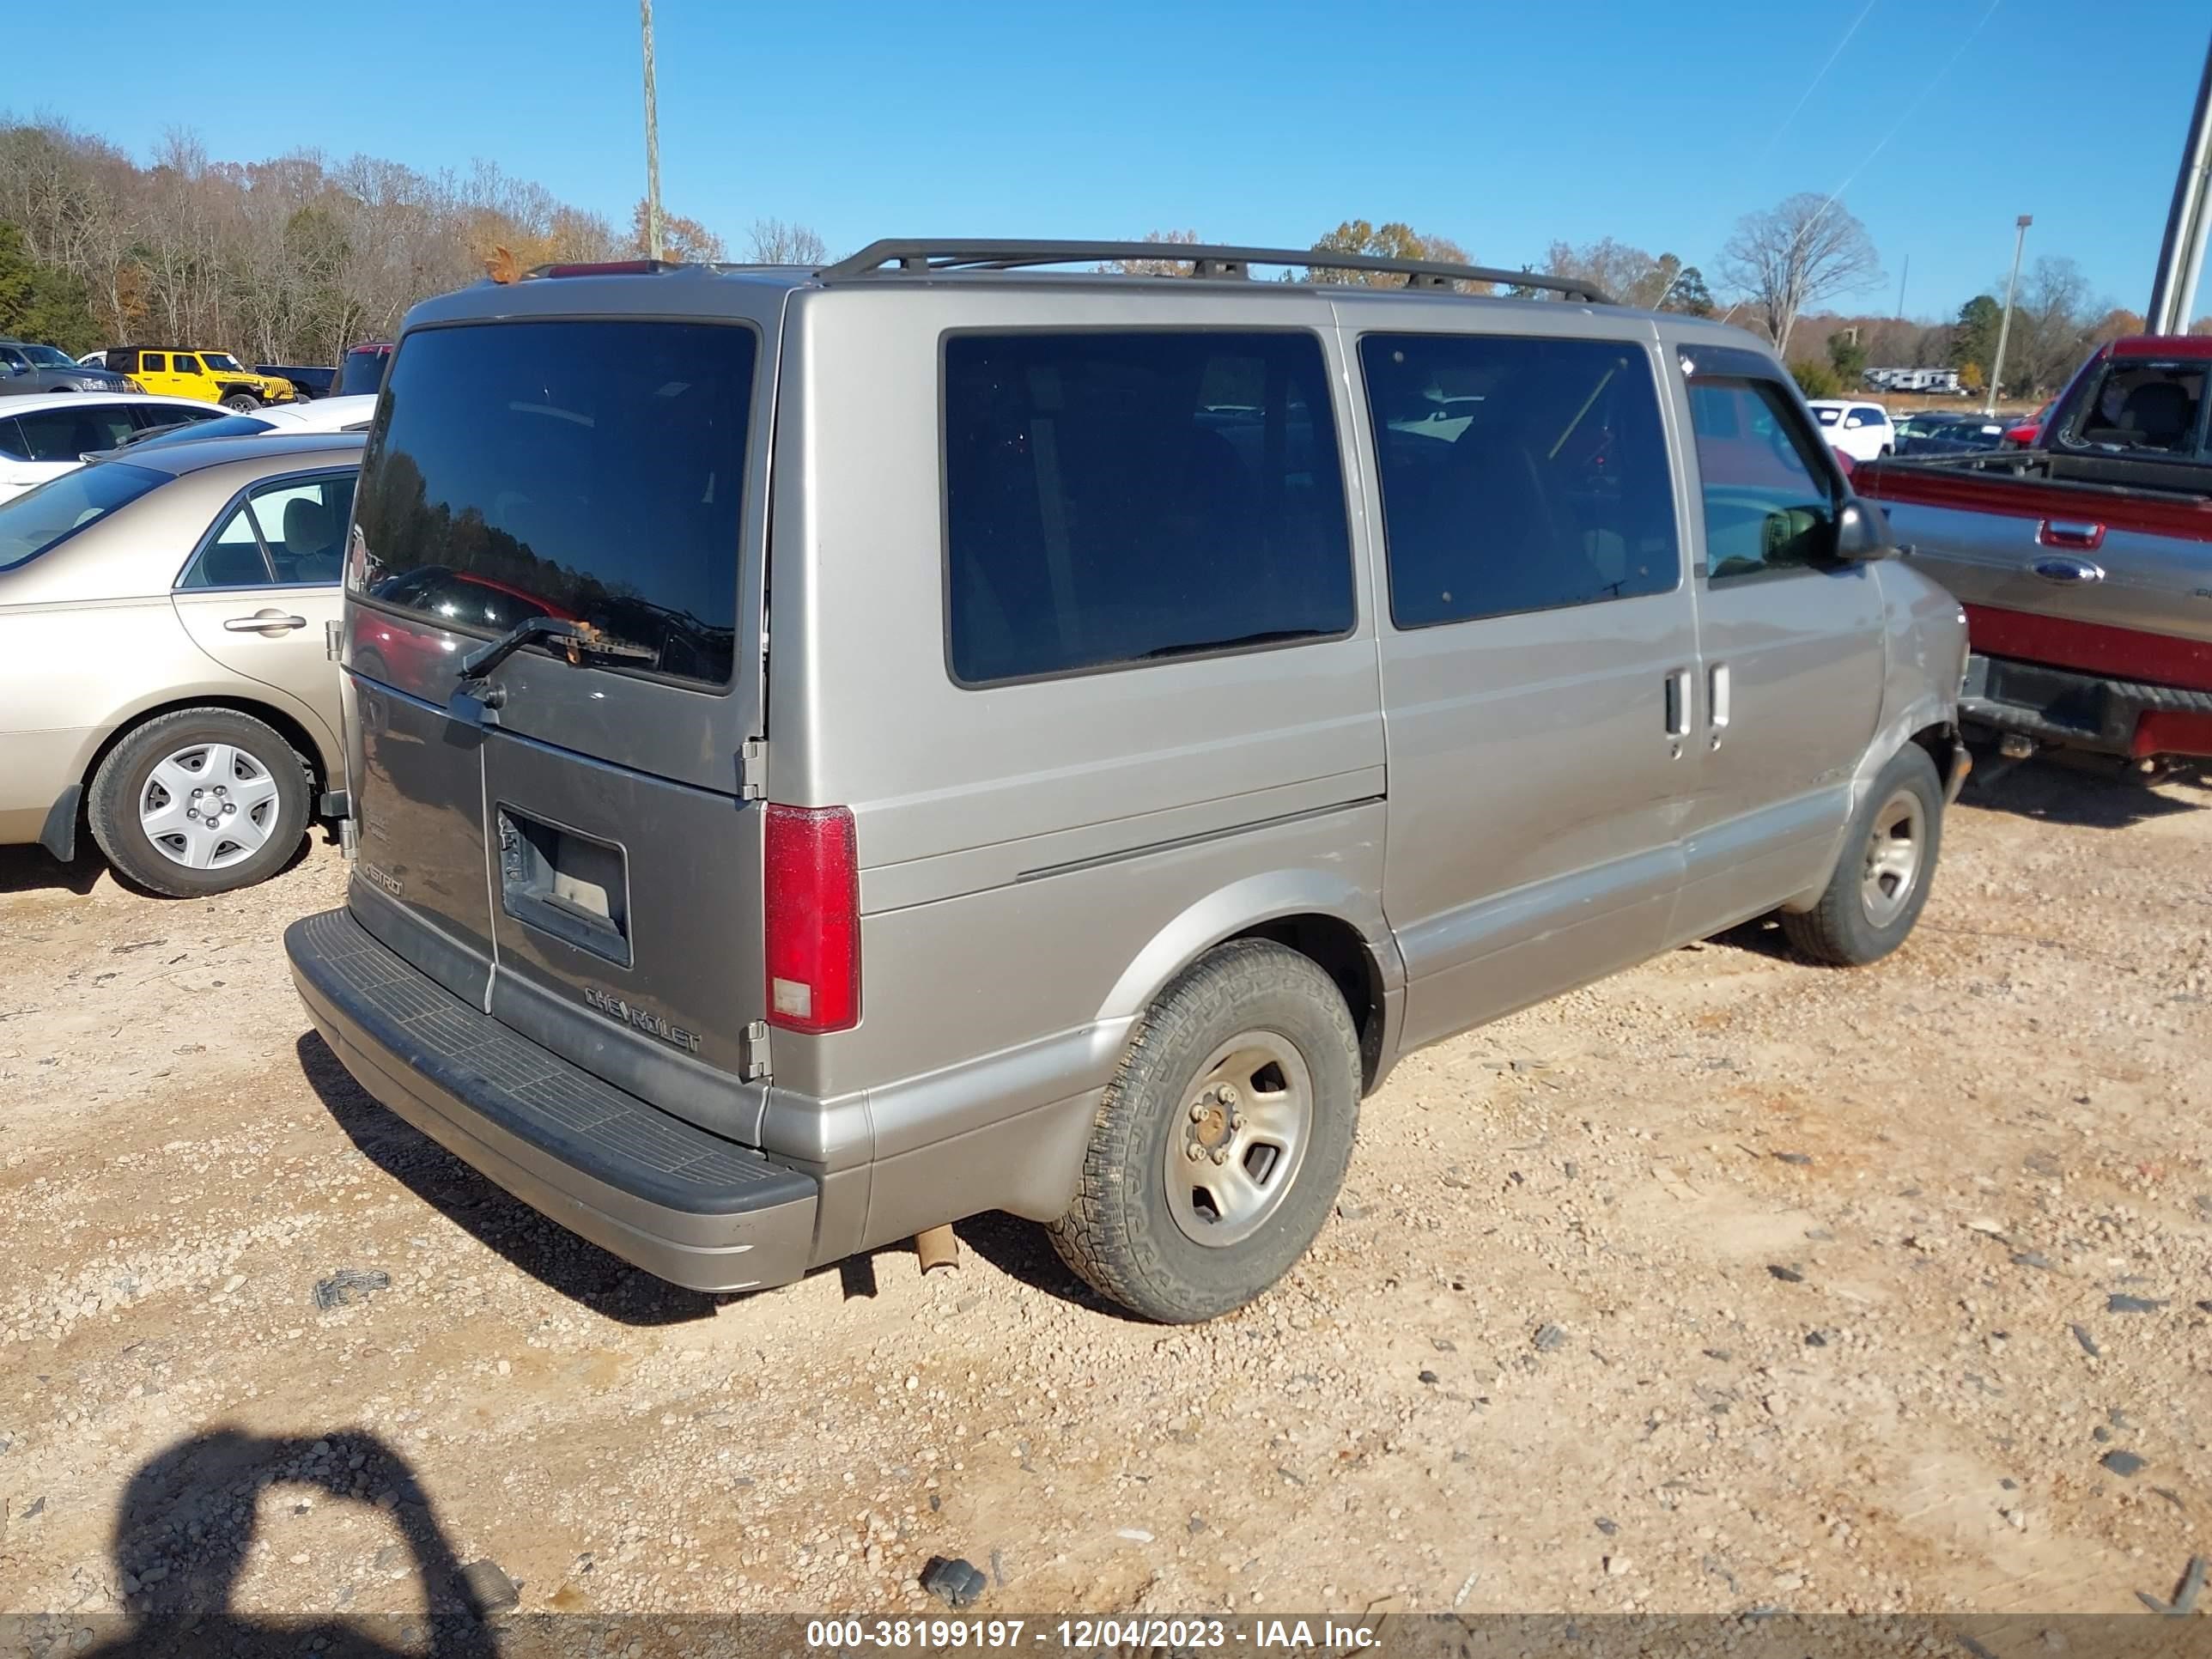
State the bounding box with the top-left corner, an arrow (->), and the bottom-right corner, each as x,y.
2,761 -> 2209,1631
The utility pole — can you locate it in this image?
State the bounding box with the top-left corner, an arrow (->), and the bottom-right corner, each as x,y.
1986,215 -> 2031,416
1895,252 -> 1908,320
2148,32 -> 2212,333
641,0 -> 665,261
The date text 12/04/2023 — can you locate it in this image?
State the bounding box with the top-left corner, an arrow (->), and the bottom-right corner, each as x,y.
804,1620 -> 1381,1650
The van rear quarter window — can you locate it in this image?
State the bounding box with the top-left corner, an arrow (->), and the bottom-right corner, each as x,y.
942,330 -> 1356,685
349,319 -> 757,686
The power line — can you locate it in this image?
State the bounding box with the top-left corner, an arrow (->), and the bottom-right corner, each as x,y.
1759,0 -> 1881,164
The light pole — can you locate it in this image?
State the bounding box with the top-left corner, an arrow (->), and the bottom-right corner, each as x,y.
2148,33 -> 2212,333
1986,215 -> 2031,416
641,0 -> 664,261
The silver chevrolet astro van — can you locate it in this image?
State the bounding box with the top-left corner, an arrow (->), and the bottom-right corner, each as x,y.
286,240 -> 1970,1322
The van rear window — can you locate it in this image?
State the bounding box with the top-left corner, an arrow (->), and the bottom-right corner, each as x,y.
943,331 -> 1355,685
350,319 -> 757,686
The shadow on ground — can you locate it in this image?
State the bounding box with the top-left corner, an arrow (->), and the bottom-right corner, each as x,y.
952,1211 -> 1150,1322
0,843 -> 104,899
1960,750 -> 2205,830
295,1030 -> 718,1327
64,1425 -> 498,1657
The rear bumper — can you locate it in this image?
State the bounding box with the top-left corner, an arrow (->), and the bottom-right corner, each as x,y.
285,907 -> 818,1293
1962,653 -> 2212,761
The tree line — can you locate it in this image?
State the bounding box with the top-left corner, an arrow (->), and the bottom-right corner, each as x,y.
1,115 -> 2195,398
0,118 -> 823,364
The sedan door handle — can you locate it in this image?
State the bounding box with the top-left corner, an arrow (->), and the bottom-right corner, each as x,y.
223,611 -> 308,633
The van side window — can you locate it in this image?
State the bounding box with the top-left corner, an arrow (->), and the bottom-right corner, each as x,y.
1358,334 -> 1679,628
943,331 -> 1355,684
1686,380 -> 1838,580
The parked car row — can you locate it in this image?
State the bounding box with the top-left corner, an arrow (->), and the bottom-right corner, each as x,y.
0,392 -> 374,504
0,338 -> 139,395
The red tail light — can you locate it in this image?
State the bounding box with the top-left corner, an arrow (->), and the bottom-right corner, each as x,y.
763,804 -> 860,1034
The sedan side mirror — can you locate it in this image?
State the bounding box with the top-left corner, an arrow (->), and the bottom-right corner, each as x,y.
1832,499 -> 1895,562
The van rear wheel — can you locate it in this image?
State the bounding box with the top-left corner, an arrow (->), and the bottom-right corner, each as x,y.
1780,744 -> 1942,966
1049,940 -> 1360,1323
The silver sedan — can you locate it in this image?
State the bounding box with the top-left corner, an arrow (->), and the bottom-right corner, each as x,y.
0,432 -> 362,894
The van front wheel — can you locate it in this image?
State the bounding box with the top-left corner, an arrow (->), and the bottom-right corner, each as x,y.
1781,743 -> 1943,966
1050,940 -> 1360,1323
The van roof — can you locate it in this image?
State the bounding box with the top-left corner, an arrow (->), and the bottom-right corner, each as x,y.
510,239 -> 1612,302
421,239 -> 1766,352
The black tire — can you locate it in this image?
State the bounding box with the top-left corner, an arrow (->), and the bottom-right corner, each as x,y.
88,708 -> 312,897
222,392 -> 261,412
1780,744 -> 1943,967
1049,939 -> 1361,1323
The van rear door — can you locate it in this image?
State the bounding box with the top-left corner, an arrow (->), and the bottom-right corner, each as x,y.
343,293 -> 777,1139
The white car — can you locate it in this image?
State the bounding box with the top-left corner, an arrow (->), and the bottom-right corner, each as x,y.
122,396 -> 379,446
1807,399 -> 1896,463
0,393 -> 231,505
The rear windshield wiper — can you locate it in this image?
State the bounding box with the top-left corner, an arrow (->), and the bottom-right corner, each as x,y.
457,615 -> 656,682
1139,627 -> 1333,660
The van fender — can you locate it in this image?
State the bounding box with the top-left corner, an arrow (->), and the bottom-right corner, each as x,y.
1095,866 -> 1400,1026
1781,694 -> 1958,914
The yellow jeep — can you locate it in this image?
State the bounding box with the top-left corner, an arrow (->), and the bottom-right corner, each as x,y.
104,348 -> 298,410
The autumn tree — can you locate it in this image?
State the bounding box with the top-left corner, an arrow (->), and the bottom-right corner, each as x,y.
1306,220 -> 1489,293
1717,192 -> 1882,355
629,201 -> 727,262
1544,238 -> 1713,311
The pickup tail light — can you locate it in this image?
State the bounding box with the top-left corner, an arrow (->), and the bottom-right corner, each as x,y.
763,804 -> 860,1035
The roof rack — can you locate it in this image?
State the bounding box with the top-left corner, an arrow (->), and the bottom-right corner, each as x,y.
816,240 -> 1611,304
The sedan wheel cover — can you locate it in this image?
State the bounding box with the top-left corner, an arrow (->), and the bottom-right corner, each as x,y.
138,743 -> 282,870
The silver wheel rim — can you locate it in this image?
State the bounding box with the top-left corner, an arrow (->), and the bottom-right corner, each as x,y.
1163,1031 -> 1312,1249
1858,787 -> 1925,928
138,743 -> 282,871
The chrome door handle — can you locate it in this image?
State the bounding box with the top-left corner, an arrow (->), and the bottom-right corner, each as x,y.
1663,668 -> 1692,738
2029,555 -> 2104,585
224,611 -> 308,633
1708,662 -> 1731,747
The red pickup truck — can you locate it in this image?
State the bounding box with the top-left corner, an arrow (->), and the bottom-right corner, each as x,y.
1853,336 -> 2212,766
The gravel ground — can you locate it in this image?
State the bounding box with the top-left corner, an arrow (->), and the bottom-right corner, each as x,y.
1,761 -> 2208,1628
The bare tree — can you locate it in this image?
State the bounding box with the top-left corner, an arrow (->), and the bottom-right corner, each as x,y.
1717,192 -> 1883,356
1995,256 -> 2113,397
746,217 -> 826,265
1096,228 -> 1203,276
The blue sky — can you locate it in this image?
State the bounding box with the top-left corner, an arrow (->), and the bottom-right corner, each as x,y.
13,0 -> 2204,319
